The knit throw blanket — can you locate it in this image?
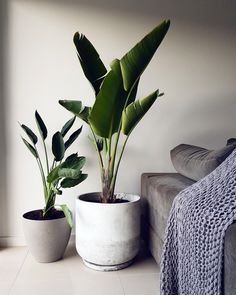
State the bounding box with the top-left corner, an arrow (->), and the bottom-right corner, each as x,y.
160,149 -> 236,295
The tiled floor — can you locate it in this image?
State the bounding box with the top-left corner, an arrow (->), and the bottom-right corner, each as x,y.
0,244 -> 160,295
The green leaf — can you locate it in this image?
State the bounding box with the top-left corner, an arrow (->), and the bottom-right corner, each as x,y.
120,20 -> 170,91
65,126 -> 83,150
73,32 -> 107,94
126,78 -> 140,105
22,137 -> 38,158
21,124 -> 38,144
61,116 -> 76,137
35,111 -> 48,140
47,166 -> 61,183
47,155 -> 86,183
65,153 -> 78,162
61,174 -> 88,188
89,59 -> 128,138
59,100 -> 82,115
59,204 -> 73,228
52,132 -> 65,161
59,100 -> 90,123
64,155 -> 86,170
78,106 -> 91,123
122,90 -> 160,135
58,168 -> 82,179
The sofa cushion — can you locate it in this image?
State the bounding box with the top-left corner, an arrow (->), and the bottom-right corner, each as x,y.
141,173 -> 194,242
170,142 -> 236,181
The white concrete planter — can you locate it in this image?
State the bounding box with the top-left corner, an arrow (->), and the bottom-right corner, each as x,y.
76,192 -> 141,271
22,210 -> 71,263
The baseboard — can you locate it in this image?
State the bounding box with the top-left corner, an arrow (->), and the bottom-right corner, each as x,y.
0,234 -> 75,247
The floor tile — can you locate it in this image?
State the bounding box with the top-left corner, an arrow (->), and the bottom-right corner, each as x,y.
0,247 -> 28,293
1,244 -> 159,295
117,247 -> 159,276
119,273 -> 160,295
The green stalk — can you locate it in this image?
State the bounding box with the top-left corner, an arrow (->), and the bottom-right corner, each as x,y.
42,140 -> 49,174
110,135 -> 129,197
90,125 -> 104,174
108,84 -> 135,189
109,125 -> 122,186
33,144 -> 48,202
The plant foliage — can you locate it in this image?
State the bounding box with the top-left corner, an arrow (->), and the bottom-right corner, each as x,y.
59,20 -> 170,203
20,114 -> 87,226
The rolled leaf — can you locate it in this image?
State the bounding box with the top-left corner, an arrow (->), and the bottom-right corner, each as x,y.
60,174 -> 88,188
65,126 -> 83,150
61,116 -> 76,137
22,137 -> 38,158
52,132 -> 65,161
35,111 -> 47,140
122,90 -> 160,135
74,32 -> 107,94
120,20 -> 170,91
59,100 -> 90,123
59,204 -> 73,227
21,124 -> 38,144
89,59 -> 127,138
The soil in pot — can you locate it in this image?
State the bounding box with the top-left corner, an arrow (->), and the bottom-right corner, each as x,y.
23,209 -> 65,220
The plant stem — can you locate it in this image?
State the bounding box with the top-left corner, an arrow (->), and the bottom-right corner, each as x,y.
109,126 -> 121,182
110,135 -> 129,197
42,140 -> 49,174
34,145 -> 47,202
90,125 -> 104,174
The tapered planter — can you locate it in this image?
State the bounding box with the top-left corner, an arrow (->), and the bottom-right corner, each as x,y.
76,192 -> 141,271
23,210 -> 71,263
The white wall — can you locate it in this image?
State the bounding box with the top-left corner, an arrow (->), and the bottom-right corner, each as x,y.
1,0 -> 236,244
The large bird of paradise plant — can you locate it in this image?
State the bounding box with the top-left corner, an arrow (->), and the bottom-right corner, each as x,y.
59,20 -> 170,203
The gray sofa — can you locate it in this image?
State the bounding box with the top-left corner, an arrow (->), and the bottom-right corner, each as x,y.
141,172 -> 236,295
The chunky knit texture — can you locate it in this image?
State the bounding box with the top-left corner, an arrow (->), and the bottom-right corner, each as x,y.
160,149 -> 236,295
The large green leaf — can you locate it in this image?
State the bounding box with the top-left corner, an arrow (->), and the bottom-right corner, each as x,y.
59,100 -> 90,123
63,155 -> 86,170
120,20 -> 170,91
52,132 -> 65,161
89,59 -> 128,138
61,116 -> 76,137
35,111 -> 47,140
74,32 -> 107,95
47,155 -> 86,183
122,90 -> 160,135
22,137 -> 38,158
59,204 -> 73,227
65,126 -> 83,150
60,174 -> 88,188
21,124 -> 38,144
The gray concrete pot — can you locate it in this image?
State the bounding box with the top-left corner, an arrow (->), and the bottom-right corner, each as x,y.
76,193 -> 141,271
22,210 -> 71,263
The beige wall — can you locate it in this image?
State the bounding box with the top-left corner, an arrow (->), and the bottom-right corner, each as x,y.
1,0 -> 236,244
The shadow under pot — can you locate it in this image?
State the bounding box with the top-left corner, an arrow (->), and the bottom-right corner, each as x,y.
22,209 -> 71,263
76,192 -> 141,271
